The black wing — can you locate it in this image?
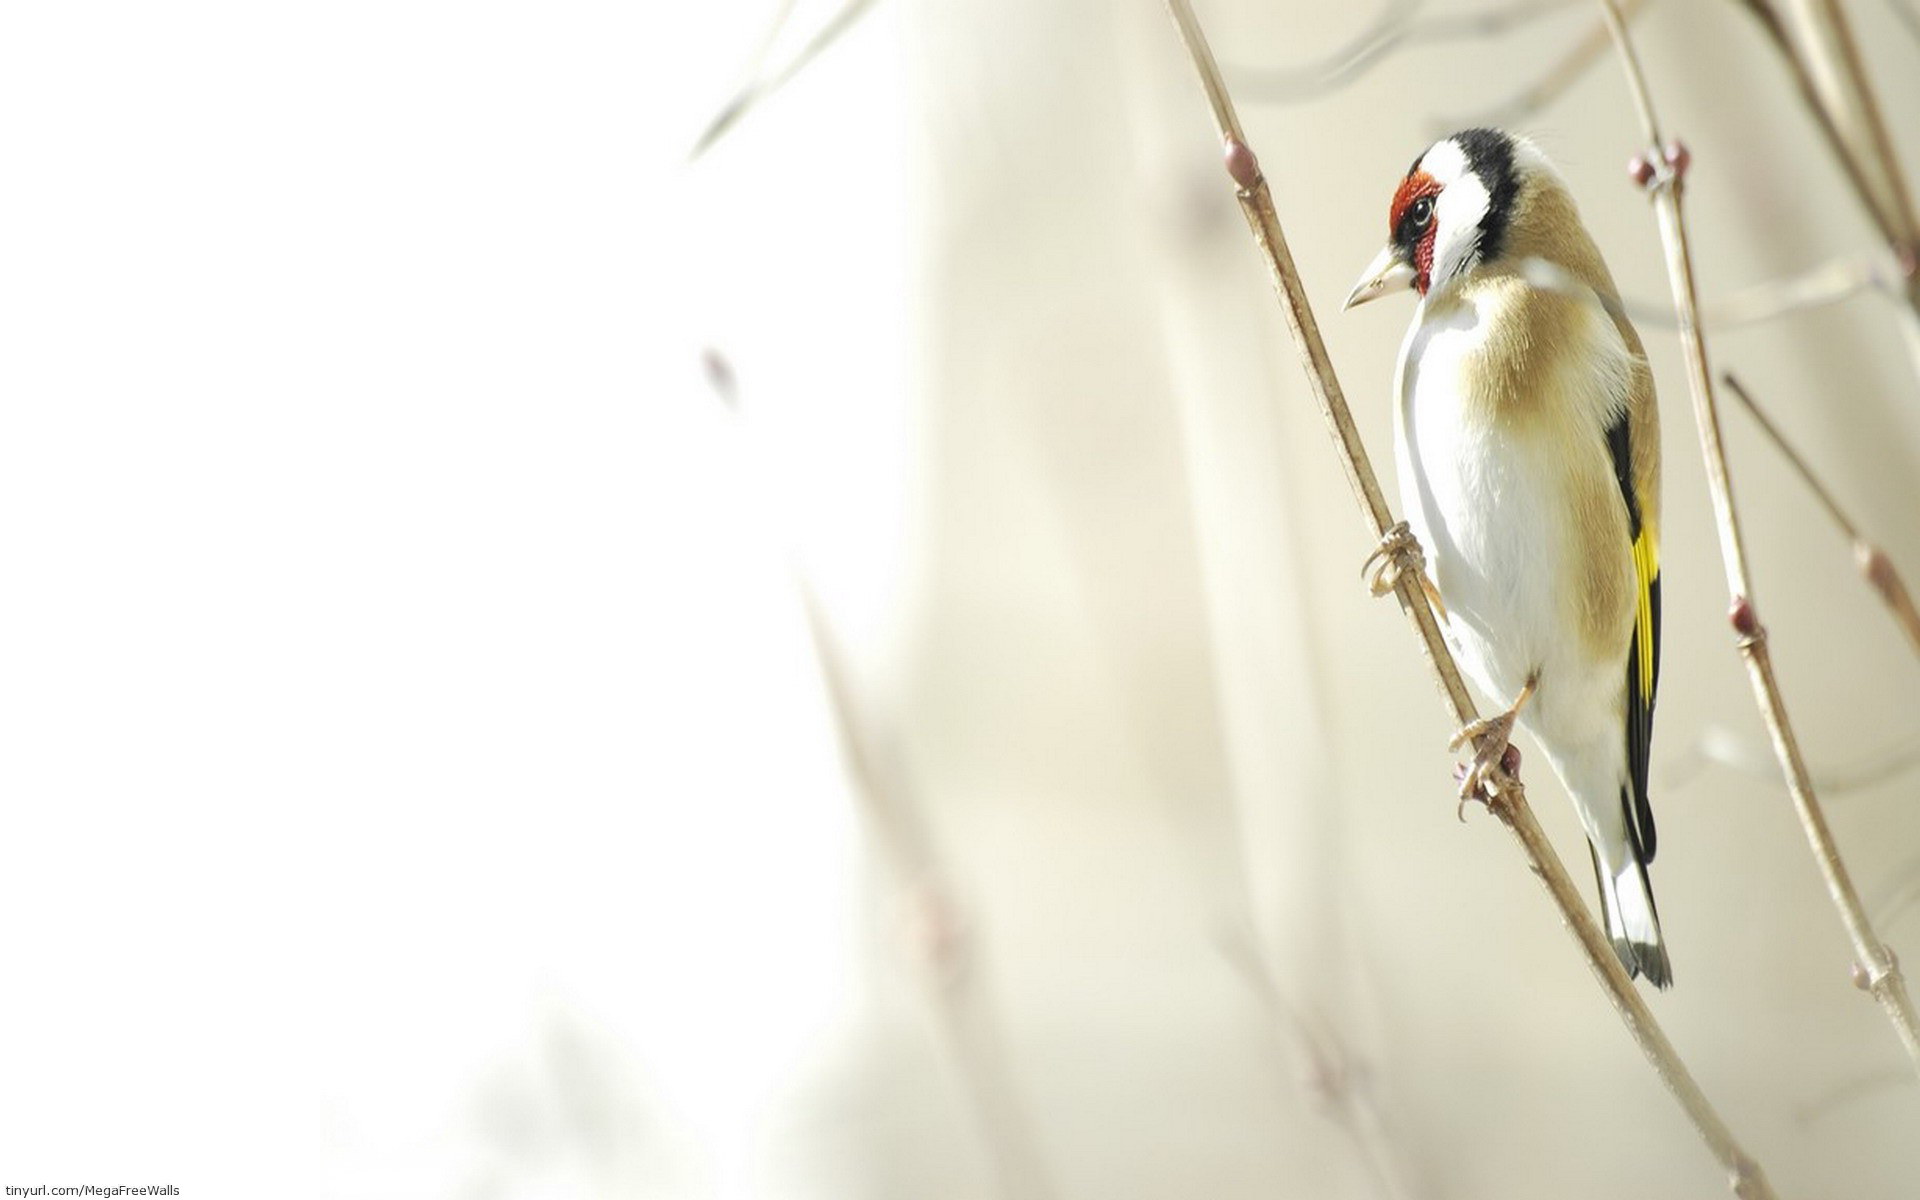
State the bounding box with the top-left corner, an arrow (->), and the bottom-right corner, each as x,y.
1607,409 -> 1660,862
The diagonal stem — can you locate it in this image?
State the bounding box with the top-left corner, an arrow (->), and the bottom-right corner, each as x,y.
1721,374 -> 1920,658
1735,0 -> 1920,398
1161,1 -> 1779,1195
1600,0 -> 1920,1080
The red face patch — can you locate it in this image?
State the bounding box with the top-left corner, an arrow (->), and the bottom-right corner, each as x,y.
1388,170 -> 1442,294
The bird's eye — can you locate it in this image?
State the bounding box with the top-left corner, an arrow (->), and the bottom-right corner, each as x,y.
1410,196 -> 1435,227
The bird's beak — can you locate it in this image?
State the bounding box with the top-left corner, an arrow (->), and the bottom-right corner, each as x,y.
1344,244 -> 1416,310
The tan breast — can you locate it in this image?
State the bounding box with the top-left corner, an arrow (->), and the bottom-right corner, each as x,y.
1432,180 -> 1641,660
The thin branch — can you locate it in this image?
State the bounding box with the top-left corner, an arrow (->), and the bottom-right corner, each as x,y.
1733,0 -> 1904,250
1434,0 -> 1648,134
1735,0 -> 1920,399
1722,373 -> 1920,657
1519,253 -> 1891,332
1601,0 -> 1920,1080
1149,149 -> 1424,1198
1661,726 -> 1920,797
689,0 -> 882,159
1810,0 -> 1920,251
1888,0 -> 1920,48
797,591 -> 1059,1200
1791,1067 -> 1912,1124
1161,2 -> 1778,1195
1233,0 -> 1580,101
1217,926 -> 1422,1200
1703,255 -> 1893,328
733,0 -> 803,101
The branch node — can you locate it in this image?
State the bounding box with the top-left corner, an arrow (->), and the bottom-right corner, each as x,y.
701,346 -> 740,411
1629,138 -> 1691,194
903,884 -> 972,992
1856,946 -> 1901,994
1728,595 -> 1765,648
1857,541 -> 1895,592
1223,136 -> 1263,191
1664,138 -> 1692,179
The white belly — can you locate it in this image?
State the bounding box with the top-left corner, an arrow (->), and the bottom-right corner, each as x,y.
1393,299 -> 1632,759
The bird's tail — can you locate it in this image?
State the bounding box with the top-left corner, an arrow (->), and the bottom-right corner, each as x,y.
1589,839 -> 1671,989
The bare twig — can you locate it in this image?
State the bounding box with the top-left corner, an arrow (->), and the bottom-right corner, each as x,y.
1736,0 -> 1920,396
1434,0 -> 1647,133
1217,926 -> 1421,1200
1791,1067 -> 1912,1124
1162,2 -> 1778,1194
1144,113 -> 1424,1195
1796,0 -> 1920,391
1722,374 -> 1920,657
1234,0 -> 1581,102
1519,253 -> 1892,332
1703,255 -> 1894,328
1807,0 -> 1920,249
1661,726 -> 1920,796
1888,0 -> 1920,48
1733,0 -> 1905,249
689,0 -> 882,159
730,0 -> 803,103
798,591 -> 1059,1200
1601,0 -> 1920,1080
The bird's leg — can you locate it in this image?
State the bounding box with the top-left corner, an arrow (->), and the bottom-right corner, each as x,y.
1361,520 -> 1447,621
1449,672 -> 1538,814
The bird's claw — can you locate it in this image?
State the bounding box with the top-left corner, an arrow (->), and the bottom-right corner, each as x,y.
1449,713 -> 1521,817
1361,521 -> 1448,620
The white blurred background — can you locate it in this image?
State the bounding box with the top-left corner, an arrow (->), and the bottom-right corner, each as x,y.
2,1 -> 1919,1197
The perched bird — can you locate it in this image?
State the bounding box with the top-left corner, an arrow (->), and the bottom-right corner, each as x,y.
1345,128 -> 1669,987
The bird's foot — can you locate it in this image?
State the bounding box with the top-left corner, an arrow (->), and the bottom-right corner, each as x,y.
1361,521 -> 1447,620
1448,712 -> 1524,819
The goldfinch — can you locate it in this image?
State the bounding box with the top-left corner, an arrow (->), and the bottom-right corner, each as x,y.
1345,128 -> 1670,987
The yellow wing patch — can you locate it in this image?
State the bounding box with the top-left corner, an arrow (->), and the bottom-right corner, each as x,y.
1632,527 -> 1657,700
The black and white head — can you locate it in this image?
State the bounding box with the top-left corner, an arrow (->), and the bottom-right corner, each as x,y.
1345,127 -> 1527,309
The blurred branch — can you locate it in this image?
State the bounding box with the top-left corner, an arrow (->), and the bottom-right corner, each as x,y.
1702,254 -> 1891,327
1661,727 -> 1920,797
1722,374 -> 1920,657
1795,0 -> 1920,398
1232,0 -> 1580,102
796,592 -> 1059,1200
1888,0 -> 1920,47
689,0 -> 882,159
1792,1066 -> 1911,1123
1733,0 -> 1904,248
703,351 -> 1058,1200
1803,0 -> 1920,249
1161,2 -> 1779,1194
1434,0 -> 1647,132
1216,926 -> 1422,1200
1735,0 -> 1920,393
1521,252 -> 1893,332
1145,117 -> 1424,1197
1600,0 -> 1920,1081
